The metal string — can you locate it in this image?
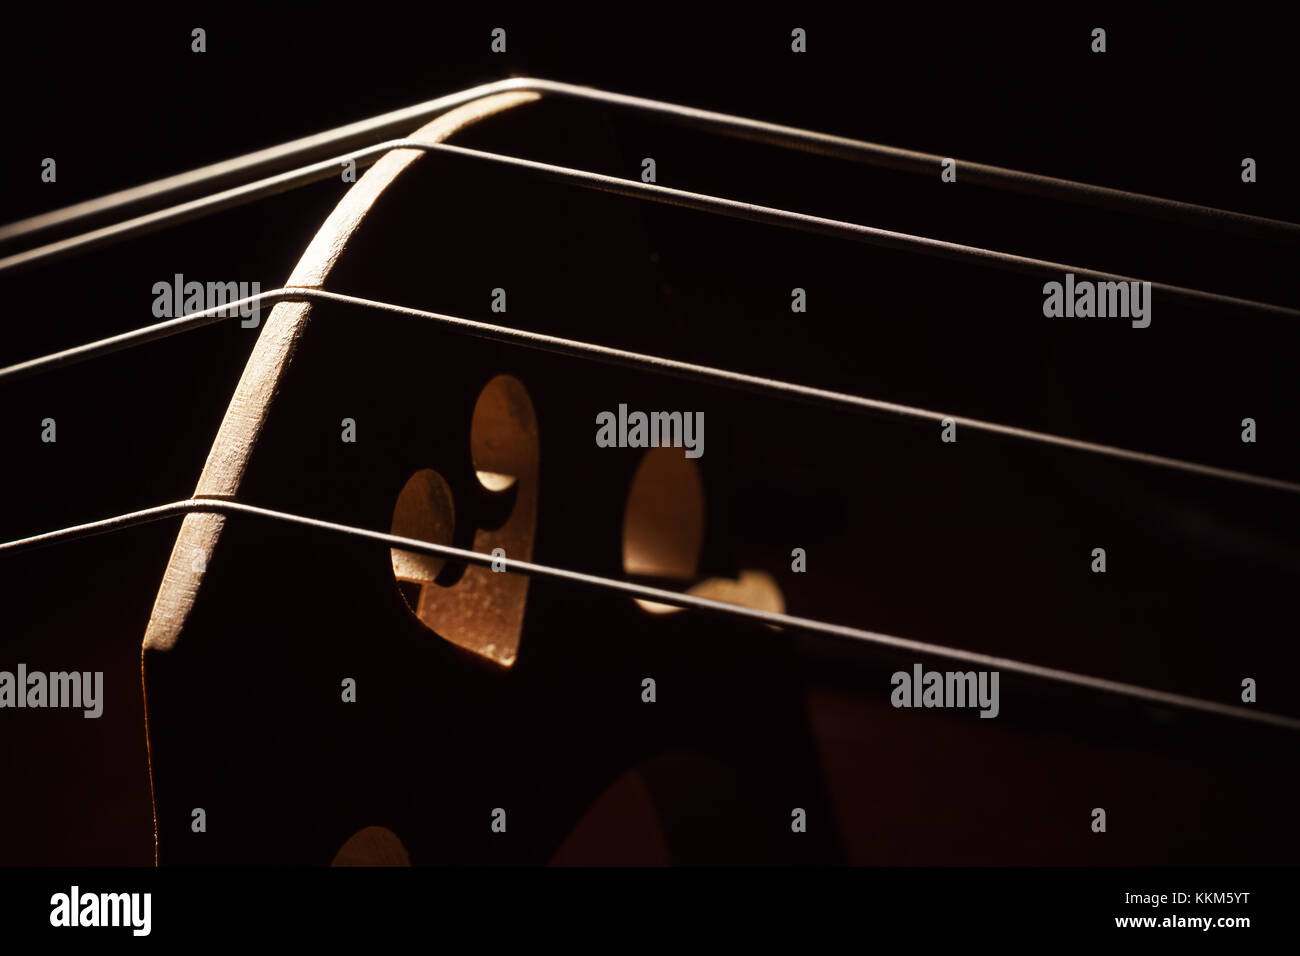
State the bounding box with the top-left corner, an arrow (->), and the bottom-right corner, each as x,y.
4,77 -> 1297,248
3,286 -> 1298,496
2,137 -> 1297,326
1,82 -> 1295,738
1,496 -> 1295,732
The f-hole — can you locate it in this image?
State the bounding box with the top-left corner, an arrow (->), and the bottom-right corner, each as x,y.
331,826 -> 411,866
623,447 -> 784,616
390,375 -> 539,667
622,445 -> 705,580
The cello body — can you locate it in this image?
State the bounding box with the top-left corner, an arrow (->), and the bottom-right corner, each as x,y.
139,92 -> 1300,866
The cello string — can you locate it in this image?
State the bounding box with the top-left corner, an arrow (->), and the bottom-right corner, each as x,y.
4,77 -> 1297,248
2,496 -> 1297,733
3,137 -> 1298,326
0,80 -> 526,246
0,84 -> 1291,738
3,286 -> 1299,496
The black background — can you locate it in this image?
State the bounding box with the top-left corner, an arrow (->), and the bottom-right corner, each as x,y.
1,2 -> 1298,871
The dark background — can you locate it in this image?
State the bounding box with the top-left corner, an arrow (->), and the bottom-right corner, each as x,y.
1,3 -> 1298,866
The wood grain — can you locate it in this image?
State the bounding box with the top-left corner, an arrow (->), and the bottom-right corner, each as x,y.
142,90 -> 540,653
